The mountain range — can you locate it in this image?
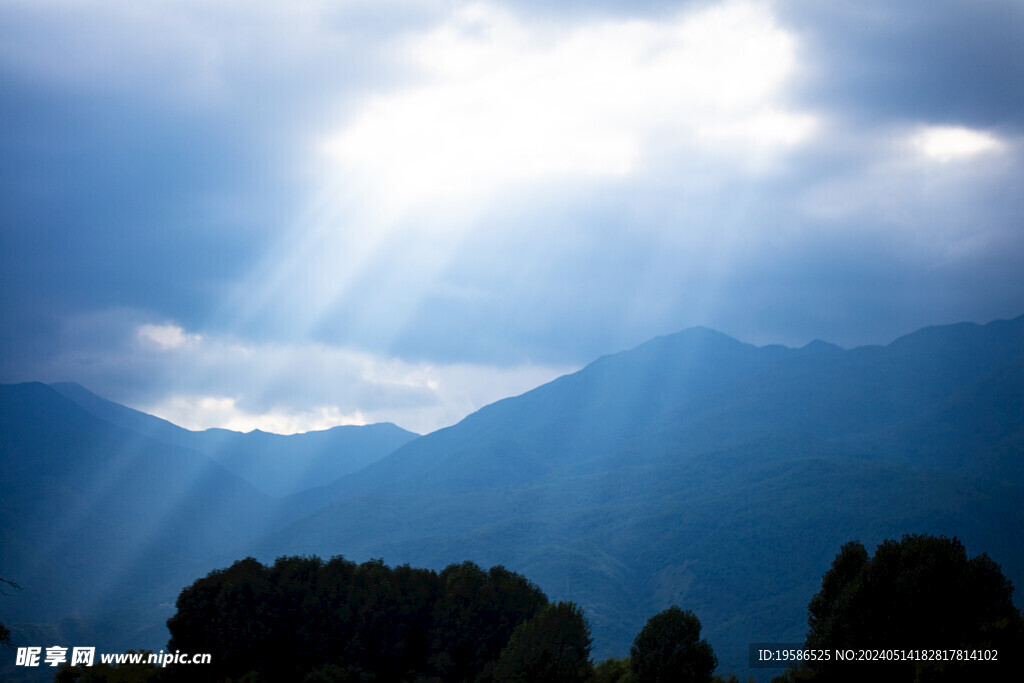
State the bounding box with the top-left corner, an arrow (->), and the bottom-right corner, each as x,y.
2,315 -> 1022,680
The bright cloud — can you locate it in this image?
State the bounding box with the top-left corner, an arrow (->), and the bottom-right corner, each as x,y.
913,125 -> 1005,162
144,395 -> 368,434
55,320 -> 577,434
14,307 -> 577,434
138,349 -> 573,435
136,323 -> 202,350
320,0 -> 813,215
132,341 -> 573,433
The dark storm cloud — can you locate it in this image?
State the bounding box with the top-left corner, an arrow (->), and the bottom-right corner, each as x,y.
0,73 -> 287,373
777,0 -> 1024,130
0,0 -> 418,369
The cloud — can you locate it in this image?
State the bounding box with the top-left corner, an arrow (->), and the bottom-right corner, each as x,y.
142,395 -> 368,434
318,0 -> 814,217
777,0 -> 1024,130
224,0 -> 821,363
137,324 -> 202,350
797,122 -> 1019,233
15,311 -> 574,433
2,0 -> 1023,433
0,0 -> 395,106
913,126 -> 1005,163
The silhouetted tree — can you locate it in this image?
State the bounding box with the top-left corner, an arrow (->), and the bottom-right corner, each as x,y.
791,534 -> 1024,682
429,562 -> 548,681
630,606 -> 716,683
492,601 -> 593,682
167,556 -> 275,681
166,556 -> 548,682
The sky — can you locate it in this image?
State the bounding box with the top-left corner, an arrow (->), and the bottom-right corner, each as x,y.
1,0 -> 1021,434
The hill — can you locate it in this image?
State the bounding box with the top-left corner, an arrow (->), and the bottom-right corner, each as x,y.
2,316 -> 1022,680
50,382 -> 418,496
0,383 -> 273,631
249,316 -> 1024,676
0,384 -> 417,682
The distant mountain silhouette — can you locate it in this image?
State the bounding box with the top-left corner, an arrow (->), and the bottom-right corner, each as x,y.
248,316 -> 1024,674
0,383 -> 417,679
283,317 -> 1023,507
50,382 -> 418,496
2,316 -> 1022,680
0,383 -> 271,628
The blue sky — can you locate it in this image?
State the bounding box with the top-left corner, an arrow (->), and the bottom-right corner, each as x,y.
2,0 -> 1022,433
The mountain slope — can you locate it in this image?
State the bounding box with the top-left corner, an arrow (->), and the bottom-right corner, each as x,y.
50,382 -> 419,496
3,317 -> 1021,679
287,316 -> 1023,509
0,383 -> 273,626
254,315 -> 1024,675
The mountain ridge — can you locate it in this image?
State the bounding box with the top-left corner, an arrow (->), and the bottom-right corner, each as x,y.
2,315 -> 1022,680
49,382 -> 419,496
288,314 -> 1023,505
244,314 -> 1024,674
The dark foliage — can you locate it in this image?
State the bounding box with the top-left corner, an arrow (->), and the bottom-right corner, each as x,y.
629,606 -> 716,683
165,556 -> 546,682
592,657 -> 633,683
429,562 -> 548,682
492,601 -> 593,682
782,533 -> 1024,682
54,650 -> 168,682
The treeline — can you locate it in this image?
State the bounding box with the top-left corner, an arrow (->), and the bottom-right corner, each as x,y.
163,556 -> 721,682
168,557 -> 551,681
55,555 -> 719,683
53,534 -> 1024,682
772,534 -> 1024,683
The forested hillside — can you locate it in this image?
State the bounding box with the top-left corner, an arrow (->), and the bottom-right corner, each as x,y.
246,316 -> 1024,673
2,316 -> 1022,680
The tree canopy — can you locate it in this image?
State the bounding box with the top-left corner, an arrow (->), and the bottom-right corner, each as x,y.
164,556 -> 547,682
785,533 -> 1024,682
629,606 -> 717,683
492,601 -> 593,682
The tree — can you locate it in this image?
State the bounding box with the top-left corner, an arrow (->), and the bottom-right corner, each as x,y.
630,606 -> 716,683
429,562 -> 547,681
797,534 -> 1024,682
167,556 -> 276,681
166,556 -> 548,682
492,601 -> 593,682
593,657 -> 634,683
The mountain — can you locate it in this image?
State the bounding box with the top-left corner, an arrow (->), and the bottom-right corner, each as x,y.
50,382 -> 419,496
2,317 -> 1021,680
0,383 -> 273,628
0,383 -> 416,682
247,316 -> 1024,676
